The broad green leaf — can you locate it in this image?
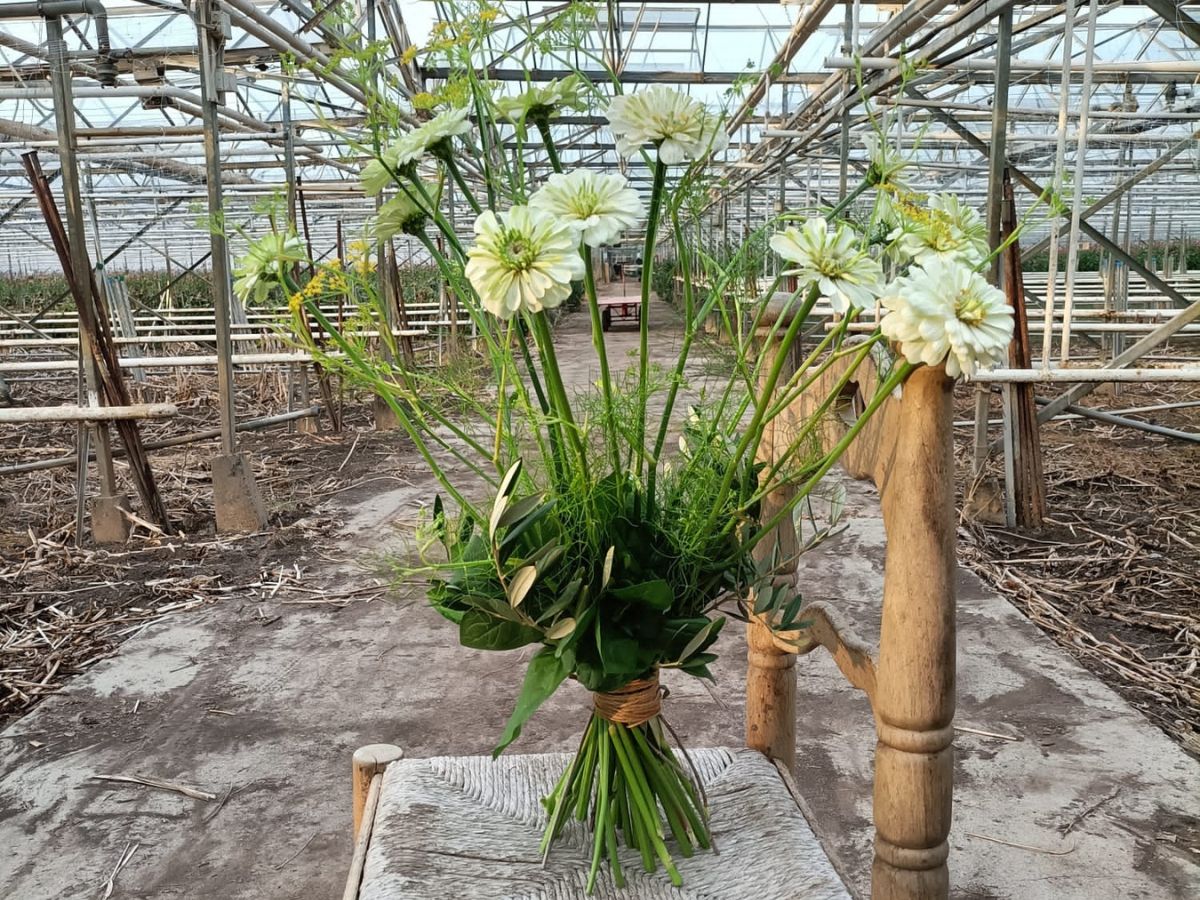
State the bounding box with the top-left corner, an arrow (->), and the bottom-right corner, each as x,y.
507,565 -> 538,608
493,646 -> 572,757
460,593 -> 526,623
545,617 -> 576,641
609,579 -> 673,611
459,609 -> 541,651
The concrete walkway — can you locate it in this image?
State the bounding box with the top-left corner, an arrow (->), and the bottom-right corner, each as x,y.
1,291 -> 1197,899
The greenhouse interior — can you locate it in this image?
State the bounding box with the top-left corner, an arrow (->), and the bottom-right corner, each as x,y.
0,1 -> 1198,898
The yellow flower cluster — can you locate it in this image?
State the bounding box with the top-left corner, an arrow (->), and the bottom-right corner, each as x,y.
287,261 -> 353,315
347,241 -> 377,275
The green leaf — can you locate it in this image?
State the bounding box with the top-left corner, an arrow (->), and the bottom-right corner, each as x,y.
460,609 -> 541,651
609,579 -> 673,611
507,565 -> 538,608
545,617 -> 576,641
432,495 -> 447,542
493,646 -> 572,757
676,617 -> 723,664
535,578 -> 581,625
488,493 -> 510,539
460,593 -> 527,624
499,500 -> 556,551
498,493 -> 546,529
498,458 -> 523,498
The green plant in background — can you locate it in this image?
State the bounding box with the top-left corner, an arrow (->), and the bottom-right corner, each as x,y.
232,3 -> 1018,889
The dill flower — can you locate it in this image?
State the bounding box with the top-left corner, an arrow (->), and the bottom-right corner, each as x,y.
232,230 -> 306,304
465,206 -> 585,319
529,169 -> 644,248
606,86 -> 728,165
770,218 -> 884,313
496,76 -> 585,127
890,192 -> 989,267
373,190 -> 430,240
879,257 -> 1013,378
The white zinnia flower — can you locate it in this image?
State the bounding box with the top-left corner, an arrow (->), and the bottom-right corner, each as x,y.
606,86 -> 729,165
495,75 -> 585,126
465,206 -> 585,319
232,231 -> 307,304
372,189 -> 430,240
361,108 -> 473,196
879,257 -> 1013,378
770,217 -> 884,313
890,192 -> 989,267
529,170 -> 644,247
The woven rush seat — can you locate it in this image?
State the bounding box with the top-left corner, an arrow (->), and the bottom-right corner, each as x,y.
354,747 -> 850,900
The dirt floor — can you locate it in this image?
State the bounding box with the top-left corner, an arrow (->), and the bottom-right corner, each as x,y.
1,289 -> 1198,898
958,381 -> 1200,757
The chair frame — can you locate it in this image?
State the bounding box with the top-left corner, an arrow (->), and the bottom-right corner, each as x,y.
348,320 -> 956,900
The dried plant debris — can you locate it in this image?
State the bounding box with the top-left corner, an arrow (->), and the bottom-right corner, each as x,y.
1,371 -> 408,726
958,380 -> 1200,758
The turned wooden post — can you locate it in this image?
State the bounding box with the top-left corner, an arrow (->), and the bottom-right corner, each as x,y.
871,364 -> 956,899
746,302 -> 800,771
352,744 -> 403,838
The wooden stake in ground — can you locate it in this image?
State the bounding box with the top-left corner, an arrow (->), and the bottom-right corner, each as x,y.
1001,169 -> 1047,528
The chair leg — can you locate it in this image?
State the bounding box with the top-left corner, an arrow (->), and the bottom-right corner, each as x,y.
746,618 -> 797,772
352,744 -> 403,838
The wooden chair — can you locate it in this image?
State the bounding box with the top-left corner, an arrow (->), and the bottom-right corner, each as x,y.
344,315 -> 957,900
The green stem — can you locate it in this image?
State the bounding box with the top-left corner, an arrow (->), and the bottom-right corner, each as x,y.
701,284 -> 821,538
646,204 -> 697,504
440,151 -> 483,215
582,246 -> 622,478
745,360 -> 915,554
586,726 -> 612,893
635,159 -> 668,498
530,311 -> 589,481
536,118 -> 563,174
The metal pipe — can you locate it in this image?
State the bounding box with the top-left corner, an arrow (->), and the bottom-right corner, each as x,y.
0,0 -> 115,84
1035,397 -> 1200,443
973,367 -> 1200,383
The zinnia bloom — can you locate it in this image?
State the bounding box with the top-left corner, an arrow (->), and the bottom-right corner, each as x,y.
529,170 -> 644,247
606,86 -> 728,165
360,107 -> 473,196
495,75 -> 585,126
770,218 -> 884,313
879,257 -> 1013,378
890,193 -> 989,267
465,206 -> 585,319
373,190 -> 430,240
232,231 -> 307,304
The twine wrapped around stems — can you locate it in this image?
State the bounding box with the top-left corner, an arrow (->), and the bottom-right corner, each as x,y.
593,672 -> 662,727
